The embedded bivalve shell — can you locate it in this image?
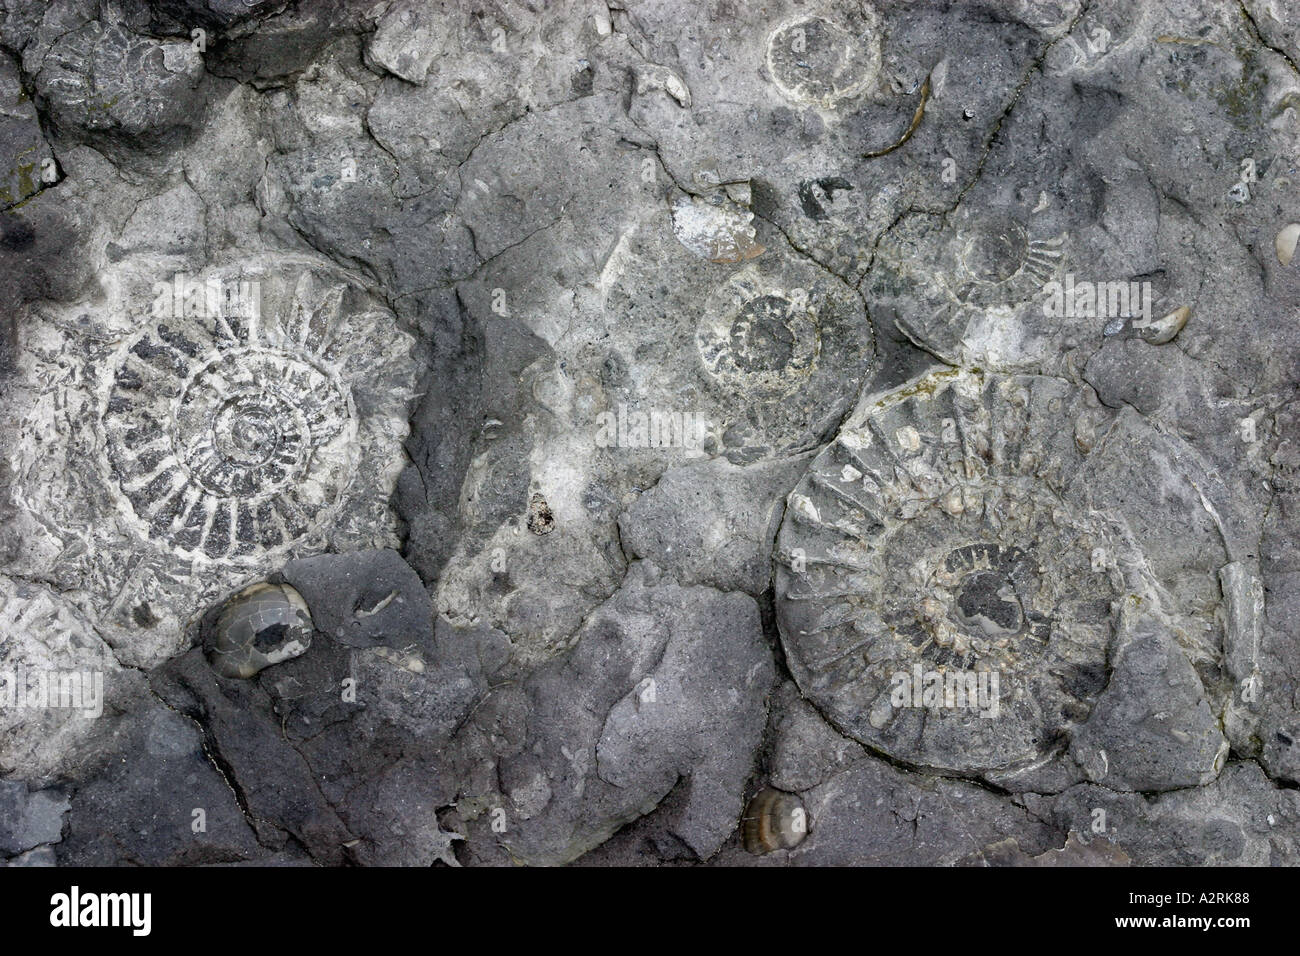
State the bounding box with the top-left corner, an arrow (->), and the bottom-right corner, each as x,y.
742,788 -> 808,854
1135,305 -> 1189,345
207,582 -> 314,679
1276,223 -> 1300,266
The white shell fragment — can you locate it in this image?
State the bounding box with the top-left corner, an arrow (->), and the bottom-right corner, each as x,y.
1135,305 -> 1190,345
1276,223 -> 1300,266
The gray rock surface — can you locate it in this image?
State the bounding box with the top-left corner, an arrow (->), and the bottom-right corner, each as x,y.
618,455 -> 810,595
2,0 -> 1300,867
281,547 -> 433,649
0,780 -> 67,856
449,563 -> 774,865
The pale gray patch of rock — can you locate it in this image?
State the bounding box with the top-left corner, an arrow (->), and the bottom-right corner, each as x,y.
364,0 -> 438,85
765,681 -> 870,793
116,181 -> 206,257
0,780 -> 68,856
617,454 -> 811,595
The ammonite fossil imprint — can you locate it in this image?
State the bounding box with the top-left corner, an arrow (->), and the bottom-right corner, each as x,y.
697,268 -> 842,396
765,10 -> 881,109
869,207 -> 1067,367
101,269 -> 364,564
1,253 -> 418,666
775,370 -> 1135,775
599,210 -> 877,459
951,218 -> 1064,307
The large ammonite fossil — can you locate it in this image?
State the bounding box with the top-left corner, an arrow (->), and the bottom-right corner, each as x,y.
774,369 -> 1231,779
99,267 -> 367,564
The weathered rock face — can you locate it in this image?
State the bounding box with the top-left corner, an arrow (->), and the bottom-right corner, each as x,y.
447,563 -> 774,866
26,12 -> 207,151
0,53 -> 53,208
3,0 -> 1300,868
1,254 -> 422,668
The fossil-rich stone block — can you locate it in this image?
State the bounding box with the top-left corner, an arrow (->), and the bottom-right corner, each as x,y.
5,0 -> 1300,868
1,254 -> 423,667
775,369 -> 1236,789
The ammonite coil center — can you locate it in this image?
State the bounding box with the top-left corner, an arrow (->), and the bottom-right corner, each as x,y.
729,294 -> 802,372
950,219 -> 1064,306
213,400 -> 283,467
961,225 -> 1029,283
170,348 -> 330,500
698,285 -> 822,394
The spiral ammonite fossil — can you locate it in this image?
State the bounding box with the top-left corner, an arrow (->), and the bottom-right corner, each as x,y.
775,370 -> 1127,775
869,209 -> 1067,365
765,10 -> 881,109
951,219 -> 1064,307
697,269 -> 829,396
100,269 -> 361,564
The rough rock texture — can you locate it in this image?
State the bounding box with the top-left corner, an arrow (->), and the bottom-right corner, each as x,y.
452,563 -> 774,865
3,0 -> 1300,867
0,779 -> 68,855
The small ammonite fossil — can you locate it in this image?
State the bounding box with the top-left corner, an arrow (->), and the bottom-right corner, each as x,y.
696,269 -> 824,396
206,581 -> 313,679
765,11 -> 881,109
742,788 -> 808,854
869,209 -> 1066,366
775,370 -> 1125,775
951,218 -> 1064,307
100,268 -> 359,564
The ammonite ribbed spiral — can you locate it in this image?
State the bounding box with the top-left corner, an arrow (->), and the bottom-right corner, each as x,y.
775,370 -> 1124,775
696,272 -> 824,397
101,271 -> 359,564
869,208 -> 1066,365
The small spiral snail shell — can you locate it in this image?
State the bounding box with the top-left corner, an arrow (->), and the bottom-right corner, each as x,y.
206,582 -> 313,679
742,788 -> 808,854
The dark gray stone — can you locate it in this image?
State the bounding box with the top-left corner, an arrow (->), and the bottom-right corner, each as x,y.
0,780 -> 67,855
454,563 -> 775,865
57,703 -> 271,866
280,548 -> 433,650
